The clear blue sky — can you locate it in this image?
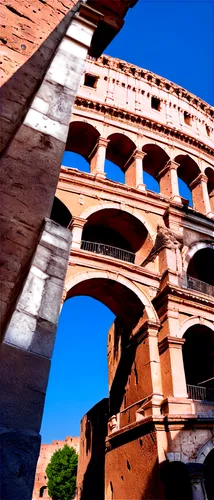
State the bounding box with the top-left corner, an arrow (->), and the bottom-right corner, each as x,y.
41,0 -> 213,442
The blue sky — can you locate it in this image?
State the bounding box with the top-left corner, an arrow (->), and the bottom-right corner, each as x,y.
41,0 -> 213,442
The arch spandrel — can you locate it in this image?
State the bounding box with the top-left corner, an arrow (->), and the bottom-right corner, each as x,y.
64,269 -> 159,324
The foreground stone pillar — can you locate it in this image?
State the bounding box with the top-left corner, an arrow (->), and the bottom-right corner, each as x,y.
190,173 -> 211,215
89,137 -> 109,179
209,189 -> 214,213
157,159 -> 181,202
125,149 -> 146,190
69,216 -> 86,249
0,220 -> 72,500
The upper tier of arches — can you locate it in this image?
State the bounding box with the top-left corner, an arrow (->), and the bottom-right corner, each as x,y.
62,120 -> 214,216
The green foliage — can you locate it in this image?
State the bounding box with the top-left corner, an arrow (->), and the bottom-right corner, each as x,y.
46,444 -> 78,500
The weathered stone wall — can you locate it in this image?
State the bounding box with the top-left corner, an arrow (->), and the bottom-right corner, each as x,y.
32,436 -> 80,499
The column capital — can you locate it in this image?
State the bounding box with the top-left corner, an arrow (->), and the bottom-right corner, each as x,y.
189,172 -> 208,189
133,320 -> 161,344
89,136 -> 109,160
124,148 -> 146,170
157,159 -> 180,181
61,288 -> 67,304
158,336 -> 185,354
68,216 -> 86,230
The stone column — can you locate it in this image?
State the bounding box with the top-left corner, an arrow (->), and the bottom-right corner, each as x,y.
134,321 -> 163,418
189,467 -> 207,500
89,137 -> 109,179
159,336 -> 188,402
125,149 -> 146,190
190,173 -> 212,215
157,159 -> 181,203
69,216 -> 86,250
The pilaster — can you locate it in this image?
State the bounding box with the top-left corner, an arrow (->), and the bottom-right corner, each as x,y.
125,149 -> 146,190
89,137 -> 109,179
190,173 -> 212,215
157,159 -> 182,203
69,216 -> 86,249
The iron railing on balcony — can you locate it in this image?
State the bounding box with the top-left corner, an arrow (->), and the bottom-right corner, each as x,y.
81,240 -> 135,263
187,384 -> 214,401
187,275 -> 214,297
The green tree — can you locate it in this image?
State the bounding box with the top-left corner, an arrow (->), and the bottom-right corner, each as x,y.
46,444 -> 78,500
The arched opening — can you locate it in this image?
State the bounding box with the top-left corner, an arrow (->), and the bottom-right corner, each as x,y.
204,448 -> 214,500
39,485 -> 47,498
106,133 -> 135,184
81,208 -> 151,264
182,325 -> 214,401
142,144 -> 169,194
187,246 -> 214,293
50,197 -> 72,228
161,461 -> 192,500
62,121 -> 100,173
205,167 -> 214,212
175,154 -> 200,208
41,275 -> 153,498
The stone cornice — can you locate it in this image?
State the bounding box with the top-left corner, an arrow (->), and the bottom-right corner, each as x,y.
74,97 -> 214,158
87,55 -> 214,119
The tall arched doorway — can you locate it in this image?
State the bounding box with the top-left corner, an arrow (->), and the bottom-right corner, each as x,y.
182,325 -> 214,401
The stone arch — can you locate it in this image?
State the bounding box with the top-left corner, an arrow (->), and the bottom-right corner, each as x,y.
106,132 -> 136,170
196,439 -> 214,464
80,202 -> 156,243
65,269 -> 159,323
166,452 -> 189,464
142,143 -> 169,178
183,241 -> 214,272
180,317 -> 214,339
66,121 -> 100,161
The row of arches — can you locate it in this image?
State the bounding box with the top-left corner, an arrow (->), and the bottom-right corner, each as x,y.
62,121 -> 214,213
51,199 -> 214,291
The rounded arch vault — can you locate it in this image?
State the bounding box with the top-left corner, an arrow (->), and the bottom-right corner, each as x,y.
65,270 -> 158,327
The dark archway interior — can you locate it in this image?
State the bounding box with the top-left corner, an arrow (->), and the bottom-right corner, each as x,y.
81,209 -> 148,255
142,144 -> 169,179
204,448 -> 214,500
182,325 -> 214,388
187,248 -> 214,286
106,133 -> 135,170
66,121 -> 100,160
39,486 -> 47,498
50,197 -> 72,228
175,154 -> 200,186
161,461 -> 192,500
205,167 -> 214,195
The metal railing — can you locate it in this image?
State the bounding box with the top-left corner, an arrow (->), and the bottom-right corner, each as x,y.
81,240 -> 135,263
187,384 -> 214,401
187,275 -> 214,297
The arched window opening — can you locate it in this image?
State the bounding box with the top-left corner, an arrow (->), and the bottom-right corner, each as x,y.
142,144 -> 169,194
182,325 -> 214,401
161,461 -> 192,500
178,178 -> 193,206
143,171 -> 160,193
50,197 -> 72,228
62,151 -> 90,173
105,159 -> 125,184
39,485 -> 47,498
175,154 -> 200,209
205,167 -> 214,213
187,247 -> 214,294
204,448 -> 214,500
63,121 -> 100,173
81,208 -> 150,264
106,133 -> 135,184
